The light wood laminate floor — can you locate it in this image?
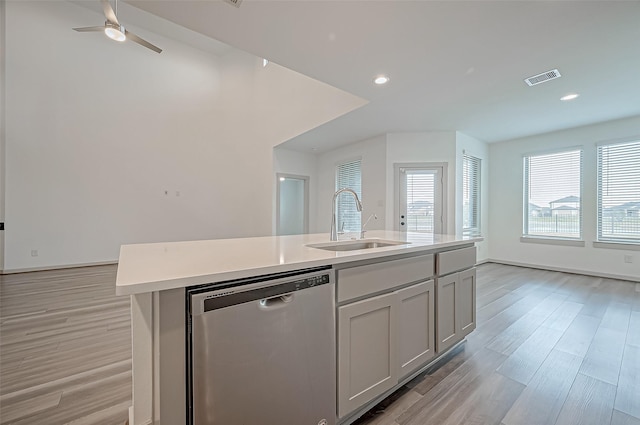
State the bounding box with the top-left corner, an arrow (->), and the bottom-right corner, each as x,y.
354,263 -> 640,425
0,266 -> 130,425
1,263 -> 639,425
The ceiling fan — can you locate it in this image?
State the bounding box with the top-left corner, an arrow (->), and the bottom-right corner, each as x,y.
73,0 -> 162,54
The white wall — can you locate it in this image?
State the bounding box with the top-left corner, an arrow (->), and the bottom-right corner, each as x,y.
4,1 -> 364,271
386,132 -> 457,234
0,0 -> 5,271
317,135 -> 387,237
272,147 -> 318,233
314,131 -> 480,244
455,132 -> 489,261
489,115 -> 640,281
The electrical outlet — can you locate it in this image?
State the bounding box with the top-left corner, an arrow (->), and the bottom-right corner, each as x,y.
31,249 -> 38,257
624,254 -> 633,264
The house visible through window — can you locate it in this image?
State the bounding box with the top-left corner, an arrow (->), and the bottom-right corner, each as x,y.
597,139 -> 640,244
523,149 -> 582,239
462,154 -> 481,237
336,159 -> 362,234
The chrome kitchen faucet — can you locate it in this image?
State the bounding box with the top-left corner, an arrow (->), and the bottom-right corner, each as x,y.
330,188 -> 363,241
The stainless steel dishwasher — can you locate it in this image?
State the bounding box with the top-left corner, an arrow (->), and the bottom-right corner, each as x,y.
187,267 -> 336,425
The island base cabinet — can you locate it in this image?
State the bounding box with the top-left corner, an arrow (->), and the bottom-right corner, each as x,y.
436,267 -> 476,353
436,273 -> 459,353
398,280 -> 435,378
459,268 -> 477,337
338,292 -> 398,419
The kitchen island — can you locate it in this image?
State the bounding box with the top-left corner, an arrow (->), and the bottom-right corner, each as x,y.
116,231 -> 481,425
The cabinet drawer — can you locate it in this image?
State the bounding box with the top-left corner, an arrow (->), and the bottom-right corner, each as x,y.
338,254 -> 434,303
436,246 -> 476,276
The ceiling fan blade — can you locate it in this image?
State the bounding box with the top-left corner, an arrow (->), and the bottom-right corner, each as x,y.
125,29 -> 162,54
101,0 -> 119,25
73,26 -> 105,32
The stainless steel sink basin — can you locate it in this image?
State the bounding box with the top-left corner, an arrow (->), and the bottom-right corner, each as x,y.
307,239 -> 410,252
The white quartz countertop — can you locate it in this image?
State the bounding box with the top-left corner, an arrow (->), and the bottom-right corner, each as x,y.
115,231 -> 481,295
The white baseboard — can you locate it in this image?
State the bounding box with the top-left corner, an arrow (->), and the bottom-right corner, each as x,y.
485,258 -> 639,283
128,405 -> 153,425
1,260 -> 118,275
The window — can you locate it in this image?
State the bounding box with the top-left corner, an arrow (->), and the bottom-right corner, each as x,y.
336,159 -> 362,233
462,154 -> 481,237
523,149 -> 582,239
597,139 -> 640,244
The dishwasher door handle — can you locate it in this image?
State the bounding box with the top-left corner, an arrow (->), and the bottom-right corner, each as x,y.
259,293 -> 294,308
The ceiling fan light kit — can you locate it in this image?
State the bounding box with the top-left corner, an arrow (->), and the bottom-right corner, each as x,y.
104,22 -> 126,42
73,0 -> 162,53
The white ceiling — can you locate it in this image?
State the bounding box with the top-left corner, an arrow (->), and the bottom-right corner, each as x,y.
127,0 -> 640,152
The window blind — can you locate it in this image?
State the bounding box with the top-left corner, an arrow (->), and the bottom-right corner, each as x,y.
336,160 -> 362,233
523,149 -> 582,239
597,140 -> 640,244
405,169 -> 436,232
462,154 -> 481,237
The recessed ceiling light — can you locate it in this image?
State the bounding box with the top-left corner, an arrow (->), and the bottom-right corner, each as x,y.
262,58 -> 269,67
374,75 -> 390,85
560,93 -> 580,101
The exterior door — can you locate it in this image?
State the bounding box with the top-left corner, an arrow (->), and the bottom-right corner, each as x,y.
397,164 -> 445,233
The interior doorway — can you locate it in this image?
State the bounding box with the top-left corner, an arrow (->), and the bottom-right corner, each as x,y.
395,163 -> 447,234
276,174 -> 309,235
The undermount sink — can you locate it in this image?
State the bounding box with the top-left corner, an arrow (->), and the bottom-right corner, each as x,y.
307,239 -> 410,252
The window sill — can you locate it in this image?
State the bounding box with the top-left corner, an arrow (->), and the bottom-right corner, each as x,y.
520,236 -> 585,247
593,241 -> 640,251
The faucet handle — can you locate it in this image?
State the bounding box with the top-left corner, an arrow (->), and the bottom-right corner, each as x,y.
360,214 -> 378,239
363,214 -> 378,227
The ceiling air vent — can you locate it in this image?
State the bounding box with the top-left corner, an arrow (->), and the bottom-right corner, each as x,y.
524,69 -> 561,86
223,0 -> 242,7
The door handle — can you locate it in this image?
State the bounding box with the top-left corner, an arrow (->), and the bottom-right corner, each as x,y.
259,293 -> 294,308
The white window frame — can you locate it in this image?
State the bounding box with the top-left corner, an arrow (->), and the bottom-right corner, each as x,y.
522,147 -> 583,242
596,138 -> 640,246
462,154 -> 481,237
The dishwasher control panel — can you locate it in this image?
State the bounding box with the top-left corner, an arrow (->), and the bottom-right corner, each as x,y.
189,268 -> 334,315
301,273 -> 331,288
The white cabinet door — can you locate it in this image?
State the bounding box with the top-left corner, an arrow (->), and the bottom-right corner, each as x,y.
459,267 -> 476,337
397,280 -> 435,378
338,292 -> 398,418
436,267 -> 477,353
436,273 -> 459,353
